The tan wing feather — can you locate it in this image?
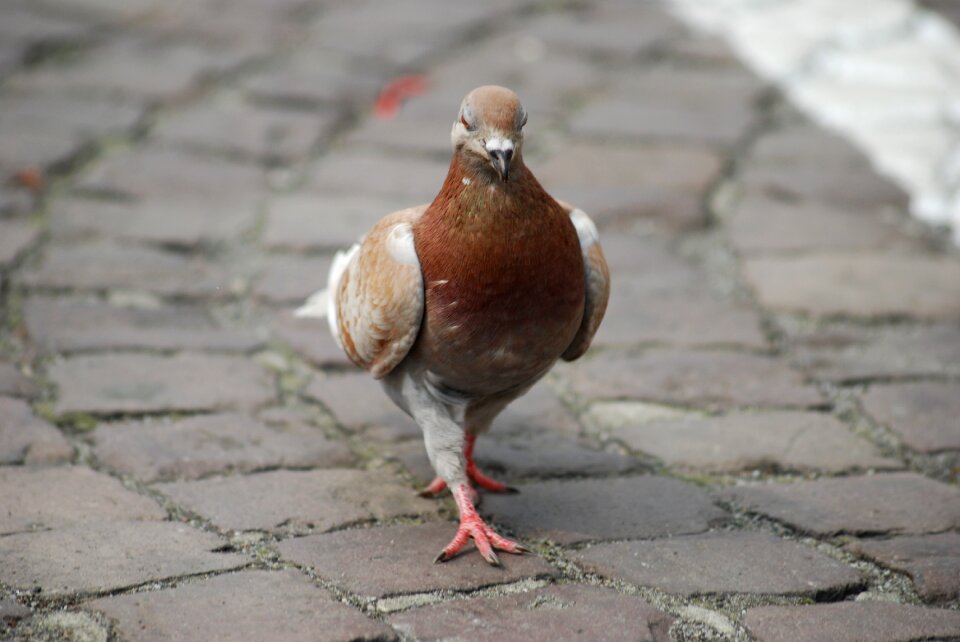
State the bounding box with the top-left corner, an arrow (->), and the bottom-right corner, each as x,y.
558,202 -> 610,362
336,205 -> 427,378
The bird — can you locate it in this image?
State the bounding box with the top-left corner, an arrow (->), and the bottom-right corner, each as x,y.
296,85 -> 610,565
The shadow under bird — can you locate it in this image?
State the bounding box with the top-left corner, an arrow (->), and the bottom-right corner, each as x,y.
297,85 -> 610,565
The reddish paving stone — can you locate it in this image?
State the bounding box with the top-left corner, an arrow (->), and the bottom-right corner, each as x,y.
0,521 -> 246,596
271,310 -> 351,368
18,242 -> 237,298
24,296 -> 262,354
720,473 -> 960,536
304,372 -> 417,442
565,349 -> 822,409
847,533 -> 960,602
860,381 -> 960,453
92,413 -> 354,482
50,353 -> 275,416
0,397 -> 73,465
0,466 -> 165,535
743,602 -> 960,642
263,193 -> 396,252
48,196 -> 259,247
743,255 -> 960,320
279,522 -> 557,596
87,569 -> 393,642
0,219 -> 39,269
578,531 -> 863,596
391,584 -> 673,642
309,150 -> 445,202
155,468 -> 436,534
484,476 -> 727,544
787,322 -> 960,382
608,410 -> 897,474
0,363 -> 41,399
252,254 -> 332,304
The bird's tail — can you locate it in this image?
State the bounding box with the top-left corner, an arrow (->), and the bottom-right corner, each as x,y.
294,244 -> 360,347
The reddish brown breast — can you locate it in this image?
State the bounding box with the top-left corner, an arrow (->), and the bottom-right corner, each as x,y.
412,160 -> 585,394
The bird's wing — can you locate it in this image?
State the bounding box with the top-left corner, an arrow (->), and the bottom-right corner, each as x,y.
333,204 -> 428,378
558,202 -> 610,362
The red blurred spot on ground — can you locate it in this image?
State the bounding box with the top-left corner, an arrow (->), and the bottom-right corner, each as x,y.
374,75 -> 429,120
13,167 -> 44,192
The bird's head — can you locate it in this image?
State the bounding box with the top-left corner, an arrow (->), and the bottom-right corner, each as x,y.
451,85 -> 527,183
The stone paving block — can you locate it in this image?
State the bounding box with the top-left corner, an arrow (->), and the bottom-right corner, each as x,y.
750,125 -> 868,169
50,353 -> 275,415
309,150 -> 446,202
88,570 -> 394,642
483,476 -> 727,544
252,254 -> 332,304
846,533 -> 960,602
154,97 -> 337,162
0,397 -> 73,465
0,597 -> 30,624
240,49 -> 383,107
270,310 -> 351,368
262,193 -> 395,252
743,602 -> 960,642
0,521 -> 246,596
720,473 -> 960,536
740,161 -> 908,210
76,147 -> 264,200
278,522 -> 557,596
495,383 -> 583,437
25,296 -> 262,354
389,583 -> 674,642
523,6 -> 679,59
565,349 -> 822,409
743,255 -> 960,320
304,372 -> 417,442
344,110 -> 453,156
0,362 -> 41,399
0,219 -> 39,269
607,410 -> 898,474
48,196 -> 259,247
577,531 -> 863,596
787,322 -> 960,382
859,381 -> 960,453
92,413 -> 354,482
155,468 -> 436,534
727,193 -> 921,254
0,466 -> 165,535
18,242 -> 237,298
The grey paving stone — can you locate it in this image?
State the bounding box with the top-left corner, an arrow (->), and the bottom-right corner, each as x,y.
389,583 -> 674,642
0,466 -> 165,535
155,468 -> 436,534
666,34 -> 740,65
743,602 -> 960,642
0,397 -> 73,465
538,142 -> 722,232
86,569 -> 394,642
270,310 -> 351,368
743,255 -> 960,320
565,349 -> 822,409
278,522 -> 557,596
787,322 -> 960,382
92,413 -> 354,482
25,296 -> 262,354
0,597 -> 30,623
846,533 -> 960,602
484,476 -> 727,544
523,5 -> 679,59
240,50 -> 383,107
154,98 -> 337,163
859,381 -> 960,453
0,521 -> 246,596
740,161 -> 908,210
0,362 -> 41,399
727,193 -> 921,254
309,150 -> 446,202
48,196 -> 259,247
0,219 -> 39,269
18,242 -> 237,298
607,410 -> 898,474
50,353 -> 275,416
262,193 -> 396,252
252,254 -> 332,304
303,371 -> 418,442
344,110 -> 454,156
749,125 -> 868,169
577,531 -> 863,596
720,473 -> 960,536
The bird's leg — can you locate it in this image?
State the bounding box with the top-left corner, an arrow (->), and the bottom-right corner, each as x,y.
420,433 -> 517,497
435,483 -> 529,566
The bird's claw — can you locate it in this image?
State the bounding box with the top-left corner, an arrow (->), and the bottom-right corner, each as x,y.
434,484 -> 528,566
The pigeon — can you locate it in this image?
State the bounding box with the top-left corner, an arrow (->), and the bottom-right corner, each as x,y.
297,85 -> 610,565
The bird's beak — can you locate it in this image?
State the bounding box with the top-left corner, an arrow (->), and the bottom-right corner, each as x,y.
488,148 -> 512,182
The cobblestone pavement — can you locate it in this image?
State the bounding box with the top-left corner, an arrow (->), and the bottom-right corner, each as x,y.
1,1 -> 959,641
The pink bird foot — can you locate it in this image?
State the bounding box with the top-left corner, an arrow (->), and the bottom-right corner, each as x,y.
419,434 -> 518,498
435,484 -> 529,565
